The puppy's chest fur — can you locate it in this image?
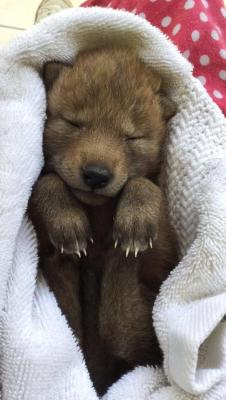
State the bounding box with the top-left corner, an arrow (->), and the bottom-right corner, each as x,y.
74,204 -> 163,394
86,201 -> 116,259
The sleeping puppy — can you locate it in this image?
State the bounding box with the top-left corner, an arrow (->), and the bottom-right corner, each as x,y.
29,47 -> 178,395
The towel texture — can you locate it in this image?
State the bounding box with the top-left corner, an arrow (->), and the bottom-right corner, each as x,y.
0,7 -> 226,399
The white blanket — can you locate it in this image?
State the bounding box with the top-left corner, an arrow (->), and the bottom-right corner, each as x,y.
1,7 -> 226,400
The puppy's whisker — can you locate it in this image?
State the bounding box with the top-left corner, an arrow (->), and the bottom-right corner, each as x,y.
149,239 -> 153,249
90,237 -> 94,244
114,239 -> 118,248
82,248 -> 87,256
61,245 -> 64,254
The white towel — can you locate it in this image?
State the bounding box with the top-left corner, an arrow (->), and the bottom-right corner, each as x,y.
0,7 -> 226,400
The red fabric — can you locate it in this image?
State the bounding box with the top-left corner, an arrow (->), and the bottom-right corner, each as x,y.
81,0 -> 226,116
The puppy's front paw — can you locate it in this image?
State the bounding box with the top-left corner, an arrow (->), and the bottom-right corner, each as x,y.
113,204 -> 158,257
46,208 -> 91,257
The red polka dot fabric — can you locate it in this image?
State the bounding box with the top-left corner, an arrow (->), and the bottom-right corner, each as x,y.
81,0 -> 226,116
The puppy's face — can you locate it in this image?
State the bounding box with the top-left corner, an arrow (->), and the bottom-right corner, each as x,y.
44,48 -> 176,205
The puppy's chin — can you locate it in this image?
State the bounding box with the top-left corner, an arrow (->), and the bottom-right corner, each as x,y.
72,189 -> 110,206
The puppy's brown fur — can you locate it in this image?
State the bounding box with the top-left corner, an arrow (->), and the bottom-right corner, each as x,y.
29,47 -> 178,395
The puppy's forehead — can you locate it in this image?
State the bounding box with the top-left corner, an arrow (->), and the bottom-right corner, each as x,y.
58,49 -> 155,97
56,69 -> 154,112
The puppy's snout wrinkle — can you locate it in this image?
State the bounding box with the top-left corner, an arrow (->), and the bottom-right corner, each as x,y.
81,164 -> 112,189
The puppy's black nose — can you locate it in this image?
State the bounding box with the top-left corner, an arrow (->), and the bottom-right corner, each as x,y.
82,165 -> 112,189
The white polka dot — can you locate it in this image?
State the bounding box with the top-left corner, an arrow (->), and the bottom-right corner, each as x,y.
172,23 -> 181,35
183,49 -> 190,59
161,16 -> 172,27
191,30 -> 200,41
216,25 -> 222,34
219,49 -> 226,59
200,12 -> 208,22
219,70 -> 226,80
149,0 -> 158,2
213,90 -> 223,99
165,0 -> 172,2
197,76 -> 207,85
201,0 -> 208,8
184,0 -> 195,9
221,7 -> 226,18
211,30 -> 219,41
200,55 -> 210,65
139,12 -> 146,19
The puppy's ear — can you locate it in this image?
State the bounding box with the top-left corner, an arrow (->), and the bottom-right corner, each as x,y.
147,69 -> 177,120
43,62 -> 71,90
160,95 -> 177,121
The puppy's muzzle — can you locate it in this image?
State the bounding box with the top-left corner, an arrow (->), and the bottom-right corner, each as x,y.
81,164 -> 112,190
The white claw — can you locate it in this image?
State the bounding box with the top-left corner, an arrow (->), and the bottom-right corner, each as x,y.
75,250 -> 81,258
135,247 -> 139,258
61,245 -> 64,254
149,239 -> 153,249
126,247 -> 130,257
90,238 -> 94,244
83,249 -> 87,256
114,240 -> 118,248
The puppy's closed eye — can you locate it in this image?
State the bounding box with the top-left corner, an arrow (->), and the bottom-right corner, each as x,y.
63,118 -> 84,130
125,135 -> 146,141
